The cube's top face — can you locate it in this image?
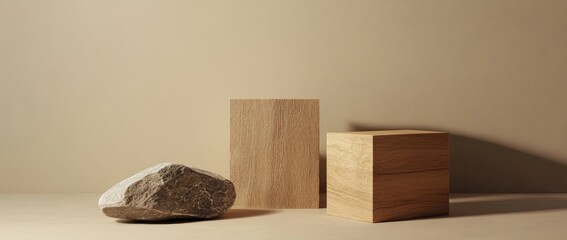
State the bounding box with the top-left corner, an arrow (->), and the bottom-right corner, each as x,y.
230,99 -> 319,104
329,130 -> 444,137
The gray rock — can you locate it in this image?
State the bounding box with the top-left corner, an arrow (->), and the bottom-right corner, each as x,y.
98,163 -> 236,221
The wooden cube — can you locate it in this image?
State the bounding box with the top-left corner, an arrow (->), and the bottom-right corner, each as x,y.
230,99 -> 319,209
327,130 -> 449,222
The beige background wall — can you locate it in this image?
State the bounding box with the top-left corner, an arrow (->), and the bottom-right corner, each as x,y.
1,0 -> 566,193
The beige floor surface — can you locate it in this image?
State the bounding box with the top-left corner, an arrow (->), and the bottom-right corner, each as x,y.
1,194 -> 566,240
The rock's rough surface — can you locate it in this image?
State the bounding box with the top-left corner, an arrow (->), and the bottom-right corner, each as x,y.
98,163 -> 236,221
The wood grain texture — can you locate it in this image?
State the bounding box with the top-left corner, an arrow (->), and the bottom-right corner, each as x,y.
327,133 -> 374,221
230,99 -> 319,209
327,130 -> 449,222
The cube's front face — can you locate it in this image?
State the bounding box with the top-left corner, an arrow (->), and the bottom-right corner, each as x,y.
372,133 -> 449,222
327,133 -> 374,222
327,131 -> 449,223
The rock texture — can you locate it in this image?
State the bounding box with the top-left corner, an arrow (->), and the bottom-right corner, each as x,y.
98,163 -> 236,221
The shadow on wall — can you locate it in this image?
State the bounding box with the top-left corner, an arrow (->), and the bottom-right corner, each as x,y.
318,123 -> 567,193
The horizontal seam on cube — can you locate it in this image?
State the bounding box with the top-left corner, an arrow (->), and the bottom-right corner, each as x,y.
373,200 -> 448,210
375,168 -> 449,176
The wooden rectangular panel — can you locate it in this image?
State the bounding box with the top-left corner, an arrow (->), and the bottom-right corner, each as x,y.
230,99 -> 319,208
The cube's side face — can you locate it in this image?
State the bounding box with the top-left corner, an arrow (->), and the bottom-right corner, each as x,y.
373,133 -> 449,222
230,99 -> 319,209
327,133 -> 374,222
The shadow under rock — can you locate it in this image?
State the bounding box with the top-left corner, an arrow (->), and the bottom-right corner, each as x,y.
116,209 -> 279,224
348,123 -> 567,193
117,218 -> 206,224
